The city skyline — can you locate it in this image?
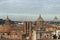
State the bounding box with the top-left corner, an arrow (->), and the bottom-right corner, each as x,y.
0,14 -> 60,21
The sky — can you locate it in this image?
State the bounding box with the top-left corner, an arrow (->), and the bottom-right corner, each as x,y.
0,0 -> 60,21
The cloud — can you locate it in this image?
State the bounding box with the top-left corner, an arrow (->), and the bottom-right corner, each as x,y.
0,0 -> 60,21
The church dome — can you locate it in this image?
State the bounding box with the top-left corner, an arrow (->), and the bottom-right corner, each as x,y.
37,15 -> 44,22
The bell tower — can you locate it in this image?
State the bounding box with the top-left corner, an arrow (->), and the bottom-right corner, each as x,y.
23,21 -> 32,40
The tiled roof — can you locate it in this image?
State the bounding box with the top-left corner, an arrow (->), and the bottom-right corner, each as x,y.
45,23 -> 56,28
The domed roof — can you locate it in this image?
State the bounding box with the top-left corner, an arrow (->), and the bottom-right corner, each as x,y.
5,16 -> 10,22
5,16 -> 11,25
37,15 -> 43,21
53,16 -> 59,22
